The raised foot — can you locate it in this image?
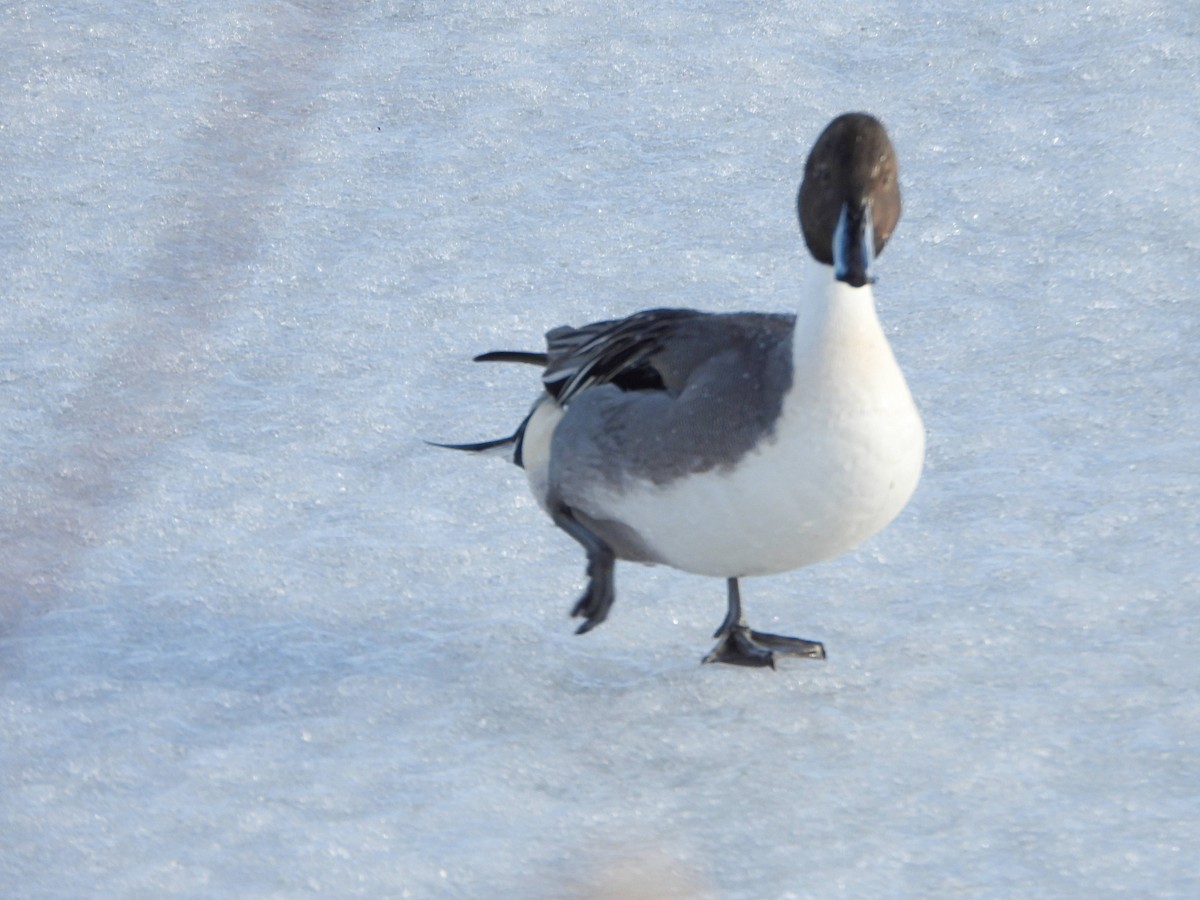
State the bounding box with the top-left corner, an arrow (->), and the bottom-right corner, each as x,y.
702,625 -> 826,669
570,552 -> 615,634
552,504 -> 616,635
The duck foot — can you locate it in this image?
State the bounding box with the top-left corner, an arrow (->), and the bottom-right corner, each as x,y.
744,629 -> 826,659
702,625 -> 826,668
703,625 -> 777,668
552,503 -> 617,635
702,577 -> 826,668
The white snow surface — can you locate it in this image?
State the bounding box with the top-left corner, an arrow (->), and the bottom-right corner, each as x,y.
2,1 -> 1198,896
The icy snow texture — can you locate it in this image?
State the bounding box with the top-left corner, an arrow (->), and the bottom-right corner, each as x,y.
2,0 -> 1198,896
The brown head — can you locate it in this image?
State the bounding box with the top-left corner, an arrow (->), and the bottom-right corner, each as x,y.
797,113 -> 901,287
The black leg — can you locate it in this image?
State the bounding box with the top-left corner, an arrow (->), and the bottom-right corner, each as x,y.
703,578 -> 826,668
551,504 -> 616,634
711,576 -> 745,639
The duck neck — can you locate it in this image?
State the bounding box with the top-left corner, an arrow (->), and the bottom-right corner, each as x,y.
791,262 -> 890,386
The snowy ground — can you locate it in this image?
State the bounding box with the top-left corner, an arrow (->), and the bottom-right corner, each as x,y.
3,1 -> 1198,896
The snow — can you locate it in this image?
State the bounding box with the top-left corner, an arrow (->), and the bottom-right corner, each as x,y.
2,0 -> 1198,896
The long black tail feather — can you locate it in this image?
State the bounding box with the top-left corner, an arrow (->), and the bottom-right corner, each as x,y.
474,350 -> 548,366
430,351 -> 546,466
427,403 -> 536,468
426,435 -> 518,454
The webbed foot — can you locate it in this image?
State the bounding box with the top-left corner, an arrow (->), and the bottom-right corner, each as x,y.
702,625 -> 778,668
552,503 -> 617,634
571,549 -> 615,634
703,578 -> 826,668
745,629 -> 825,659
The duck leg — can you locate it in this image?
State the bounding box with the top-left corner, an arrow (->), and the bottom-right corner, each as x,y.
703,578 -> 826,668
551,504 -> 616,634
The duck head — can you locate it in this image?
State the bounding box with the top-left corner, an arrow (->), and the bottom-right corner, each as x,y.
797,113 -> 901,288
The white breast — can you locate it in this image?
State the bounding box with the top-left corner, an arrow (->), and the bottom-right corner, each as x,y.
576,279 -> 925,577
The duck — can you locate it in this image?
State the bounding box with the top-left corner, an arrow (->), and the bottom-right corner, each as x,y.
436,112 -> 925,668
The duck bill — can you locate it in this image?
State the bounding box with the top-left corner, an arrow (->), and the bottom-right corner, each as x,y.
833,200 -> 876,288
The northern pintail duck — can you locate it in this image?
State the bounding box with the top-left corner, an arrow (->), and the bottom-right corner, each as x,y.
438,113 -> 925,668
